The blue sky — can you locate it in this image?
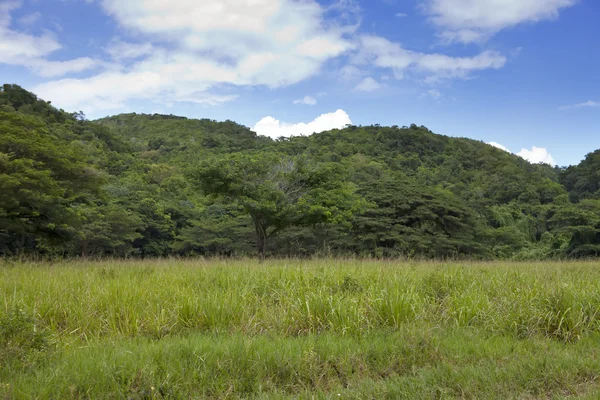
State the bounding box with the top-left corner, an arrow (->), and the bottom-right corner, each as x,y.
1,0 -> 598,166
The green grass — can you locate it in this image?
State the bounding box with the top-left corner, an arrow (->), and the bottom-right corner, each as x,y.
1,259 -> 600,399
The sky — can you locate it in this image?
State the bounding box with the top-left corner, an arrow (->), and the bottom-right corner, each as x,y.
1,0 -> 598,167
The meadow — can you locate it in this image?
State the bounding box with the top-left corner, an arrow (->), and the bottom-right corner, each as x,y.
1,259 -> 600,399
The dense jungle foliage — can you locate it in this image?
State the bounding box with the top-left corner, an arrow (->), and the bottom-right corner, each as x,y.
1,83 -> 599,259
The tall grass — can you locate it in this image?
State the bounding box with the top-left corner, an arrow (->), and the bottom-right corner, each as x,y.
1,259 -> 600,398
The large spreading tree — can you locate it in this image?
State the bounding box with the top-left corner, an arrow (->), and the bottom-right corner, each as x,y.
190,153 -> 365,260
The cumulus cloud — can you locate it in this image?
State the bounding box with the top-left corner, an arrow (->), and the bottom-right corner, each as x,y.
559,100 -> 600,110
293,96 -> 317,105
517,147 -> 556,165
423,0 -> 578,44
487,141 -> 556,165
353,35 -> 506,83
253,109 -> 352,138
354,77 -> 381,92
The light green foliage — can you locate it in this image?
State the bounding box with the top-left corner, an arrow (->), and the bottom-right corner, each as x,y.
1,260 -> 600,398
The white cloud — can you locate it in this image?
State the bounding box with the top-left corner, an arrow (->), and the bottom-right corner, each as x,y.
0,2 -> 100,77
35,70 -> 238,112
488,141 -> 510,152
253,109 -> 351,138
3,0 -> 520,113
0,27 -> 60,60
396,12 -> 408,17
30,0 -> 356,113
559,100 -> 600,110
354,76 -> 381,92
517,146 -> 556,165
25,57 -> 101,77
424,0 -> 578,44
354,35 -> 506,83
487,141 -> 556,165
293,95 -> 317,105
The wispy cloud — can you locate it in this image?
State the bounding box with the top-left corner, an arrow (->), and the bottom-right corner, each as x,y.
354,76 -> 381,92
340,65 -> 363,81
0,3 -> 100,78
353,35 -> 506,83
18,12 -> 41,26
104,39 -> 154,61
420,89 -> 442,100
423,0 -> 578,44
396,12 -> 408,17
293,95 -> 317,105
559,100 -> 600,110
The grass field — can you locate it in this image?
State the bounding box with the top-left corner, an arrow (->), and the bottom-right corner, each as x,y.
1,259 -> 600,399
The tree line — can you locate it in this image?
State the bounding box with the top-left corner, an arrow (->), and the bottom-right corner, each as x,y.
1,84 -> 599,259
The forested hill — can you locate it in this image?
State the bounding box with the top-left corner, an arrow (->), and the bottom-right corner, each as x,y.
2,83 -> 599,259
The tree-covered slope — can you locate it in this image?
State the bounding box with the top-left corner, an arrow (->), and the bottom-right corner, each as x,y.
97,113 -> 272,163
2,84 -> 599,258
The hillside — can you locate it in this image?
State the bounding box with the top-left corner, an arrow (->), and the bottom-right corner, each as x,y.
1,84 -> 599,259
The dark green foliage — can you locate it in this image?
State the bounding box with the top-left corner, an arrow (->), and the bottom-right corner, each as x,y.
0,84 -> 67,123
0,110 -> 104,255
560,149 -> 600,201
1,84 -> 600,259
173,203 -> 254,256
547,200 -> 600,258
189,153 -> 364,259
353,177 -> 487,258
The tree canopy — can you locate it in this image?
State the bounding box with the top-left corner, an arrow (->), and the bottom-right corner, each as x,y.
190,154 -> 364,259
2,84 -> 600,259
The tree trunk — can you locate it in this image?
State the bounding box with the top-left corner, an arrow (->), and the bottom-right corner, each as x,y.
81,241 -> 88,259
252,215 -> 268,262
258,234 -> 267,262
